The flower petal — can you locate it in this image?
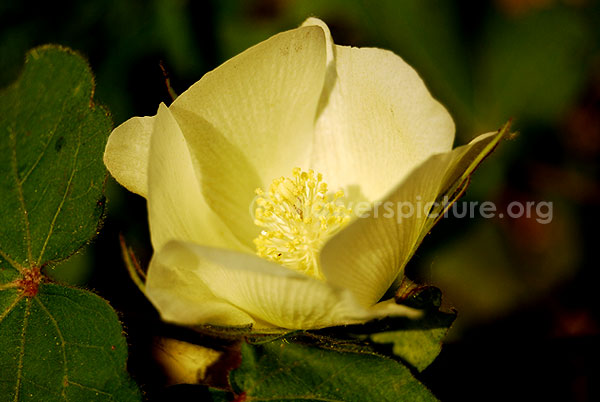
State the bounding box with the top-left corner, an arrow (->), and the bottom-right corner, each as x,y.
147,103 -> 246,253
321,127 -> 508,307
147,240 -> 419,330
104,115 -> 154,197
146,242 -> 255,327
167,26 -> 327,246
368,299 -> 424,318
302,18 -> 334,66
305,18 -> 455,203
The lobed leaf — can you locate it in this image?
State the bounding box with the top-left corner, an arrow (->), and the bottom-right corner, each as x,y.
0,284 -> 139,401
0,45 -> 139,401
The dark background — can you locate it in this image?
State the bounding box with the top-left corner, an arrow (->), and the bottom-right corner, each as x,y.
2,0 -> 599,400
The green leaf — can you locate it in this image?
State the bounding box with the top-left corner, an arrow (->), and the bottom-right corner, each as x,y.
0,45 -> 139,400
0,45 -> 108,273
369,310 -> 455,372
222,338 -> 437,402
290,284 -> 454,374
0,284 -> 139,401
311,283 -> 455,373
368,284 -> 455,372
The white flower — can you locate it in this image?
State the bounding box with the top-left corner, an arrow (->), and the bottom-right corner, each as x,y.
104,18 -> 505,330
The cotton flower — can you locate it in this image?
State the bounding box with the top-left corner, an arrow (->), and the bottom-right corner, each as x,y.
104,18 -> 505,330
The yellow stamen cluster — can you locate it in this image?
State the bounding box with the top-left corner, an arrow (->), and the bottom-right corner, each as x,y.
253,168 -> 352,279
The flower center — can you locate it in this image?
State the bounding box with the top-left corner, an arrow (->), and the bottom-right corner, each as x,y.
253,168 -> 352,279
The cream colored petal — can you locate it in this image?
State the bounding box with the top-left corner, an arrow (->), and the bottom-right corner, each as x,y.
149,240 -> 419,330
168,26 -> 327,247
147,103 -> 246,253
146,241 -> 255,327
103,115 -> 153,197
368,299 -> 423,318
310,42 -> 455,204
301,17 -> 334,66
321,127 -> 508,307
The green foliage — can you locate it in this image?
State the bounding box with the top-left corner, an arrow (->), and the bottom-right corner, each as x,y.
355,285 -> 455,372
0,284 -> 139,401
369,310 -> 455,372
0,46 -> 139,401
219,339 -> 437,402
0,45 -> 108,271
204,286 -> 453,401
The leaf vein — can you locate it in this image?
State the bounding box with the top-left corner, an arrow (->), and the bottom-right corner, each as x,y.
36,121 -> 82,266
310,360 -> 356,394
0,293 -> 23,325
9,128 -> 33,268
68,380 -> 115,400
0,283 -> 18,291
245,355 -> 302,395
21,377 -> 64,398
18,98 -> 70,186
0,248 -> 27,274
35,297 -> 69,401
39,289 -> 106,318
14,298 -> 30,402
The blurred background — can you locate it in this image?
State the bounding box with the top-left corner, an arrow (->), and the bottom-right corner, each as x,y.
2,0 -> 599,400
